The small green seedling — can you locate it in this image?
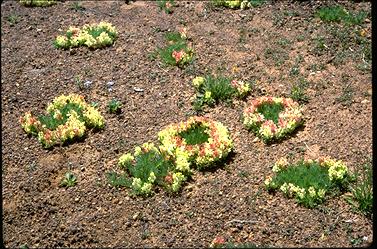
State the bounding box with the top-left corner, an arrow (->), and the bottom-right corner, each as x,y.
60,172 -> 77,187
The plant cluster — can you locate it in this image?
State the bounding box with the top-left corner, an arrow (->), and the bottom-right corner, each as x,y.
191,75 -> 251,111
265,157 -> 350,208
116,142 -> 187,196
242,96 -> 304,143
107,99 -> 122,114
158,116 -> 233,170
212,0 -> 265,9
19,0 -> 56,7
20,94 -> 105,148
111,117 -> 233,196
60,172 -> 77,187
54,21 -> 117,49
157,29 -> 194,67
346,160 -> 373,217
157,0 -> 175,14
315,5 -> 368,25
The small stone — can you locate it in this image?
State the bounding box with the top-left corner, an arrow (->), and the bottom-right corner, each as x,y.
133,87 -> 144,92
252,137 -> 259,143
132,212 -> 140,220
361,99 -> 370,104
119,201 -> 123,205
74,197 -> 80,202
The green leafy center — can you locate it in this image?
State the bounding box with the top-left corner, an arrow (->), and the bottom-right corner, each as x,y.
256,102 -> 284,124
179,124 -> 209,145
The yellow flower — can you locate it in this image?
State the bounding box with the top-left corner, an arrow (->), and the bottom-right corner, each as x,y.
148,172 -> 156,183
134,146 -> 142,156
118,153 -> 134,167
192,76 -> 205,88
308,186 -> 316,198
204,91 -> 212,100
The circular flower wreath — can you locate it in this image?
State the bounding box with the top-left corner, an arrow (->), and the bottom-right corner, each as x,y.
20,93 -> 104,148
243,96 -> 304,143
265,157 -> 349,208
158,116 -> 233,171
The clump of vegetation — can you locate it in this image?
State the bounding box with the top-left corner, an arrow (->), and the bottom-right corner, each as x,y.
70,1 -> 85,11
265,157 -> 351,208
19,94 -> 105,148
157,0 -> 175,14
242,97 -> 304,143
212,0 -> 265,9
315,5 -> 368,25
191,75 -> 251,111
346,159 -> 373,218
289,77 -> 309,104
54,21 -> 118,49
19,0 -> 56,7
156,29 -> 194,68
158,116 -> 233,170
113,142 -> 187,196
107,99 -> 122,114
7,14 -> 20,26
60,172 -> 77,187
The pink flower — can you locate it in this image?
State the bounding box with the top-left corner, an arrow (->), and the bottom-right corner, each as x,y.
211,236 -> 226,246
231,79 -> 238,87
172,50 -> 185,63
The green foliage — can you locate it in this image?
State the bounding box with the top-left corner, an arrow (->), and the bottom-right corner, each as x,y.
289,78 -> 309,104
107,99 -> 122,114
19,0 -> 56,7
106,171 -> 130,188
179,124 -> 210,145
128,150 -> 171,183
115,143 -> 184,196
70,1 -> 85,11
315,5 -> 368,25
86,26 -> 117,40
192,75 -> 250,111
164,31 -> 185,43
157,0 -> 175,14
256,102 -> 284,124
264,47 -> 289,67
7,14 -> 20,26
336,83 -> 354,106
346,161 -> 373,218
266,160 -> 350,208
38,102 -> 84,130
60,172 -> 77,187
156,31 -> 193,67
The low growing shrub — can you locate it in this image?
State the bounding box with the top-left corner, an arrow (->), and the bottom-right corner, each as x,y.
20,94 -> 104,148
265,157 -> 351,208
191,75 -> 251,111
54,21 -> 117,49
243,97 -> 304,143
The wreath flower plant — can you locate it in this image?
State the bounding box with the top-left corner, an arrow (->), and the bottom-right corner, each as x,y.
158,116 -> 233,171
192,75 -> 251,111
242,96 -> 303,143
20,94 -> 104,148
157,29 -> 194,67
117,142 -> 188,196
54,21 -> 117,49
265,157 -> 350,208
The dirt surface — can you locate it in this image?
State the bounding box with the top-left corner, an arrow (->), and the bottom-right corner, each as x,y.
1,0 -> 372,248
